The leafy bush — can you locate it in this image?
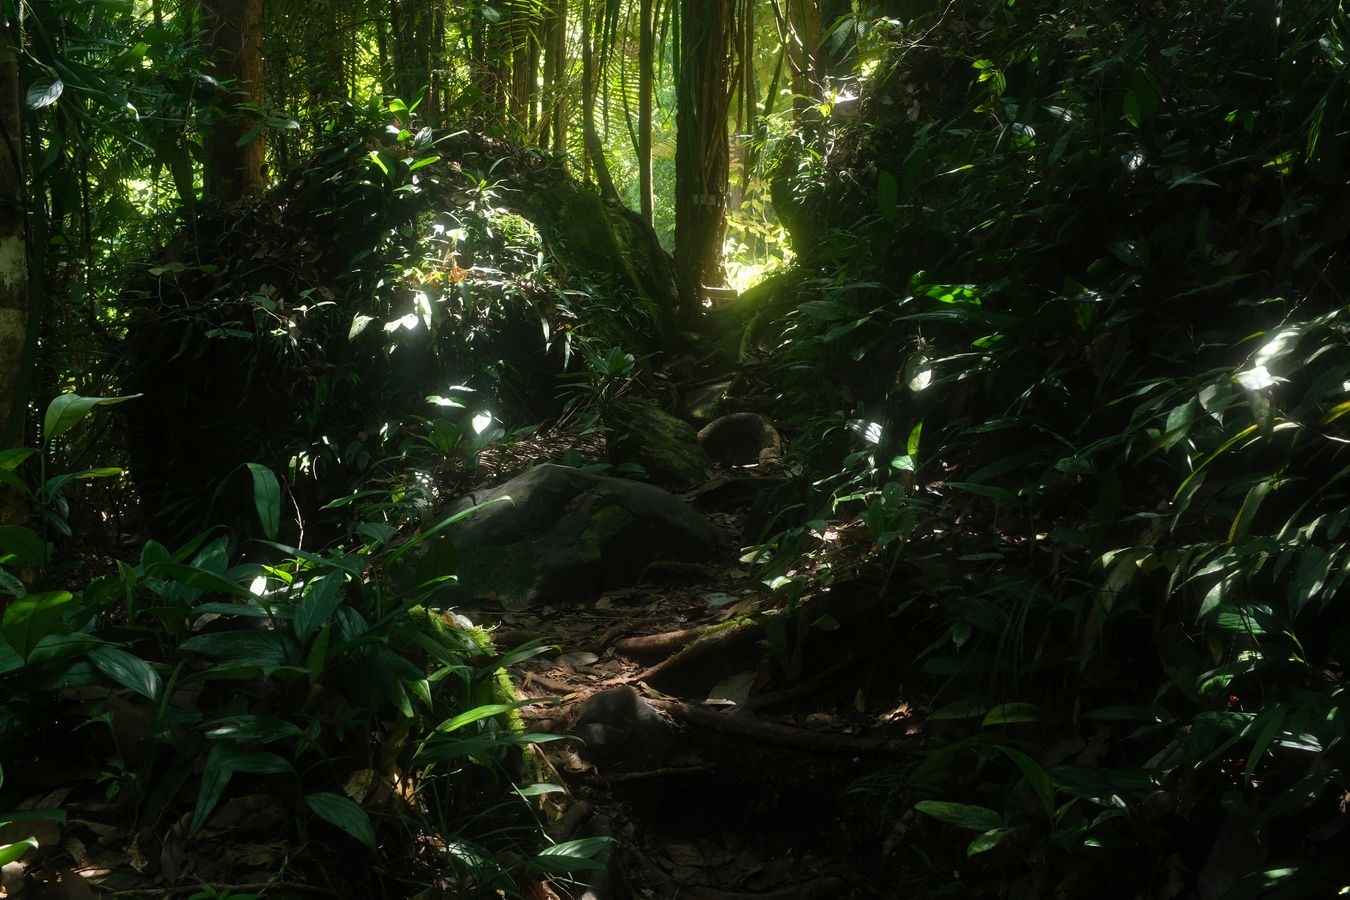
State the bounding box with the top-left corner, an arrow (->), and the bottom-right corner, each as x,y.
758,1 -> 1350,894
0,395 -> 586,894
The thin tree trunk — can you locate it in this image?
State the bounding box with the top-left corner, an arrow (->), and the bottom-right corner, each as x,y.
638,0 -> 654,224
0,18 -> 29,525
201,0 -> 266,202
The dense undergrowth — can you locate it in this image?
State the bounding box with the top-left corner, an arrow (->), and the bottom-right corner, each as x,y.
1,392 -> 609,895
120,99 -> 675,544
1,102 -> 662,896
748,2 -> 1350,896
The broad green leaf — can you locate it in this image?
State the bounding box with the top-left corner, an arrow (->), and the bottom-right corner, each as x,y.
0,448 -> 34,471
0,570 -> 26,600
245,463 -> 281,540
0,838 -> 37,866
433,698 -> 545,733
43,393 -> 141,442
530,837 -> 611,874
2,591 -> 75,660
295,574 -> 346,642
982,703 -> 1041,726
305,792 -> 376,849
205,715 -> 305,743
967,827 -> 1014,856
26,77 -> 63,109
189,744 -> 235,836
1228,479 -> 1273,542
927,699 -> 990,720
348,314 -> 374,340
1244,705 -> 1285,782
914,801 -> 1003,832
191,743 -> 295,836
367,150 -> 390,177
1288,547 -> 1332,619
514,783 -> 566,798
0,526 -> 46,569
1320,400 -> 1350,425
180,630 -> 297,663
997,746 -> 1055,818
89,646 -> 161,700
150,563 -> 253,598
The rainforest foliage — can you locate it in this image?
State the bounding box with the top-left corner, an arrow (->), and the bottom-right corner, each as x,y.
0,0 -> 1348,897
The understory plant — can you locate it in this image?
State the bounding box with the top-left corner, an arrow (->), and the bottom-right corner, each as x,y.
0,393 -> 600,895
758,1 -> 1350,895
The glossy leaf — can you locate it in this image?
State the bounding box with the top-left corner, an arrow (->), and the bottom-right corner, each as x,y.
89,645 -> 161,700
43,393 -> 140,442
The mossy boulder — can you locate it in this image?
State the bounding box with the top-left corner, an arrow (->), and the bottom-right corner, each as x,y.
413,464 -> 720,610
607,399 -> 713,488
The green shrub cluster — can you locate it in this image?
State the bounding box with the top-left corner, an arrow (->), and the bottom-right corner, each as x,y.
758,2 -> 1350,894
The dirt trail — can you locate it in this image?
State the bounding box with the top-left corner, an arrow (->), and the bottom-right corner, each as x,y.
461,442 -> 917,899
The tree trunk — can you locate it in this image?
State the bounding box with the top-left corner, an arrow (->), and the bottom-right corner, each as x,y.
581,0 -> 621,203
674,0 -> 735,320
637,0 -> 654,224
201,0 -> 266,202
0,20 -> 28,526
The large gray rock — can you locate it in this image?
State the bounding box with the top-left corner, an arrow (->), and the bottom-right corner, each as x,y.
414,464 -> 720,609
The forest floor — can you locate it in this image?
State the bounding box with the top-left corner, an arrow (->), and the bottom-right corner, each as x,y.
452,343 -> 926,900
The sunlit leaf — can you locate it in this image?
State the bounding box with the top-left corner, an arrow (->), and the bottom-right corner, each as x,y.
26,77 -> 63,109
245,463 -> 281,540
44,393 -> 141,442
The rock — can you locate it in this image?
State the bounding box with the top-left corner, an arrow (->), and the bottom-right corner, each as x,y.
607,399 -> 713,487
573,686 -> 673,769
698,413 -> 784,467
683,377 -> 734,422
414,464 -> 720,609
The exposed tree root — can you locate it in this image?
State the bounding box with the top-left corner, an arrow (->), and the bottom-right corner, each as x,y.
614,625 -> 711,661
649,699 -> 911,754
632,620 -> 763,685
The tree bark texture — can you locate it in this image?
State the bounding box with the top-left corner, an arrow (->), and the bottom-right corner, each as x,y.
674,0 -> 735,319
201,0 -> 266,202
0,22 -> 28,525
